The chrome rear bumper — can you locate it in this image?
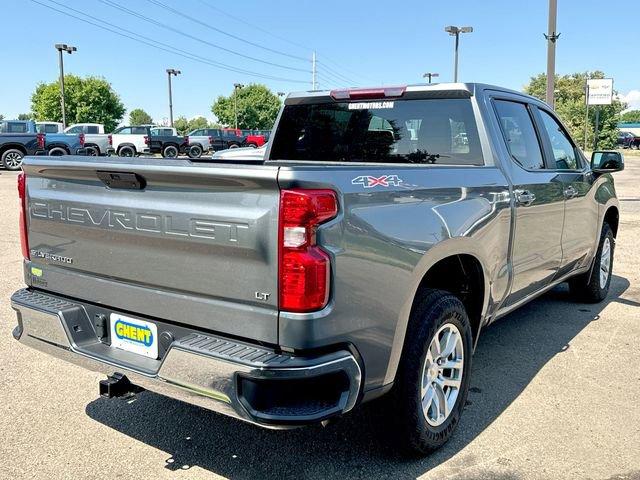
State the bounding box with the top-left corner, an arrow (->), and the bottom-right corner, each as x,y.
11,288 -> 361,428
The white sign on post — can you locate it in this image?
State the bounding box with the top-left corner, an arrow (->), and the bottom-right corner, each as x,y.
587,78 -> 613,105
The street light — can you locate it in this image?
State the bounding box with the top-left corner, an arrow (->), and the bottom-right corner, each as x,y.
423,72 -> 440,84
54,43 -> 77,129
166,68 -> 181,127
444,26 -> 473,82
233,83 -> 244,130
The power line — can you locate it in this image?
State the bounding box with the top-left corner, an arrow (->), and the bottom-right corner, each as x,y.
31,0 -> 309,84
98,0 -> 309,74
145,0 -> 309,63
317,61 -> 358,85
194,0 -> 373,84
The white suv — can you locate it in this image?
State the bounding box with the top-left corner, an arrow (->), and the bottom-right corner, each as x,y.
110,126 -> 150,157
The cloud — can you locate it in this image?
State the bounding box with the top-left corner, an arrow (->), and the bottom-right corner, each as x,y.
619,90 -> 640,111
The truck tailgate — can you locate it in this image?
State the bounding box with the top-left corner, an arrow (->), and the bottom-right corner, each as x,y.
22,156 -> 280,344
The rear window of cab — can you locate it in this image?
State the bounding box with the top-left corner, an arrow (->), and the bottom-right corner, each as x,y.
270,98 -> 483,165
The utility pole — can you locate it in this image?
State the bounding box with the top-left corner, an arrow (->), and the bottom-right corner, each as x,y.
444,26 -> 473,82
544,0 -> 560,109
166,68 -> 181,127
423,72 -> 439,84
54,43 -> 77,129
584,81 -> 590,151
233,83 -> 244,129
312,51 -> 317,90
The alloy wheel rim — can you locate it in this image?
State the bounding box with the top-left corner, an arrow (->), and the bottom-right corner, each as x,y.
600,237 -> 611,289
5,152 -> 22,167
420,322 -> 464,427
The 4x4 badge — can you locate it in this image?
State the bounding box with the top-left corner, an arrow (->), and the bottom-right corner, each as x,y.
352,175 -> 404,188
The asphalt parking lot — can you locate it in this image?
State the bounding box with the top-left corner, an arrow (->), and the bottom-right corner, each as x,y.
1,157 -> 639,480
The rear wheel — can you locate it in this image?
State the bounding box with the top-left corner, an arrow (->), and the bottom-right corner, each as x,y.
387,289 -> 473,455
1,149 -> 25,170
118,145 -> 135,157
229,143 -> 239,149
569,223 -> 614,303
162,145 -> 179,158
188,144 -> 203,159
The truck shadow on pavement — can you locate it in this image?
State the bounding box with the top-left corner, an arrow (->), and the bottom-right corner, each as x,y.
86,275 -> 632,480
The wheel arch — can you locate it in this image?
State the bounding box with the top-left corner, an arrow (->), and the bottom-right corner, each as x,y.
383,240 -> 491,386
603,205 -> 619,238
117,143 -> 137,153
0,144 -> 28,156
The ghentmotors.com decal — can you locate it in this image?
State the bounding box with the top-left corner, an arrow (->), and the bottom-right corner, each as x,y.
351,175 -> 404,188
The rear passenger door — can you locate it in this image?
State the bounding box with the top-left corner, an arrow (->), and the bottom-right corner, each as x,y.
492,99 -> 565,307
534,108 -> 598,274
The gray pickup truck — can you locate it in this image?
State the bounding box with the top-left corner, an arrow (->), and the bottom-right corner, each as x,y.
11,83 -> 623,455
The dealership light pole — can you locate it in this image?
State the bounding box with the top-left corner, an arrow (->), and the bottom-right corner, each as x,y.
444,26 -> 472,82
54,43 -> 77,129
423,72 -> 439,84
166,69 -> 181,127
233,83 -> 244,129
544,0 -> 560,109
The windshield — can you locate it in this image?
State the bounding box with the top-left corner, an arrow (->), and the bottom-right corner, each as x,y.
270,98 -> 483,165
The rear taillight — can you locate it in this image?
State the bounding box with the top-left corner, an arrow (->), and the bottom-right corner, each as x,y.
209,135 -> 213,145
17,172 -> 29,260
36,133 -> 45,149
144,135 -> 149,145
79,132 -> 85,147
330,86 -> 406,100
185,135 -> 189,144
108,134 -> 113,146
278,189 -> 338,312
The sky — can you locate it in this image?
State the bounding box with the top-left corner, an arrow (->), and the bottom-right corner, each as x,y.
1,0 -> 639,125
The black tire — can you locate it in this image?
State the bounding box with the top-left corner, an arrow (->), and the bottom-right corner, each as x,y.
387,289 -> 473,455
162,145 -> 179,158
569,223 -> 614,303
188,144 -> 203,159
118,145 -> 135,157
247,143 -> 257,148
48,147 -> 68,156
1,149 -> 25,170
85,146 -> 100,156
229,143 -> 239,149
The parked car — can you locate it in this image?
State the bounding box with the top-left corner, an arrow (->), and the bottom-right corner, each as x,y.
65,124 -> 113,156
11,120 -> 85,156
211,144 -> 267,161
11,83 -> 623,456
0,122 -> 45,170
110,125 -> 151,157
242,132 -> 267,148
185,128 -> 244,154
144,131 -> 192,158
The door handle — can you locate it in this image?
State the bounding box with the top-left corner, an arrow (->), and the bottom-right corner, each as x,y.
563,185 -> 578,199
515,189 -> 536,206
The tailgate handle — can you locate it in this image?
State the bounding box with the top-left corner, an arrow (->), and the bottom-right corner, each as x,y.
96,171 -> 146,190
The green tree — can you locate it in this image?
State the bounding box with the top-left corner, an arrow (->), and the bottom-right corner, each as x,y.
188,116 -> 209,131
173,116 -> 218,134
524,71 -> 625,150
173,116 -> 190,135
17,113 -> 33,120
620,110 -> 640,123
211,84 -> 280,129
0,114 -> 4,121
129,108 -> 153,125
31,75 -> 125,132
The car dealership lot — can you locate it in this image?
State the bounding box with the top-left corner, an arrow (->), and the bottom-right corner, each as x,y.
1,156 -> 639,480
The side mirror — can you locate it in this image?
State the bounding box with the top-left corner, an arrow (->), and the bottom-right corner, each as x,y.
591,151 -> 624,173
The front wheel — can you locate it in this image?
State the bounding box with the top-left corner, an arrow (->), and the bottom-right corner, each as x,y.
388,289 -> 473,455
569,223 -> 614,303
118,145 -> 135,157
1,149 -> 25,170
188,144 -> 203,159
48,147 -> 68,156
85,146 -> 99,156
162,145 -> 179,158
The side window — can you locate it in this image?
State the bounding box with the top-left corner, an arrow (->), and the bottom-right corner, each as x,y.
192,129 -> 203,136
44,124 -> 59,133
132,127 -> 147,134
494,100 -> 545,170
67,126 -> 81,134
87,126 -> 99,134
538,110 -> 579,170
116,127 -> 132,134
9,122 -> 28,133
